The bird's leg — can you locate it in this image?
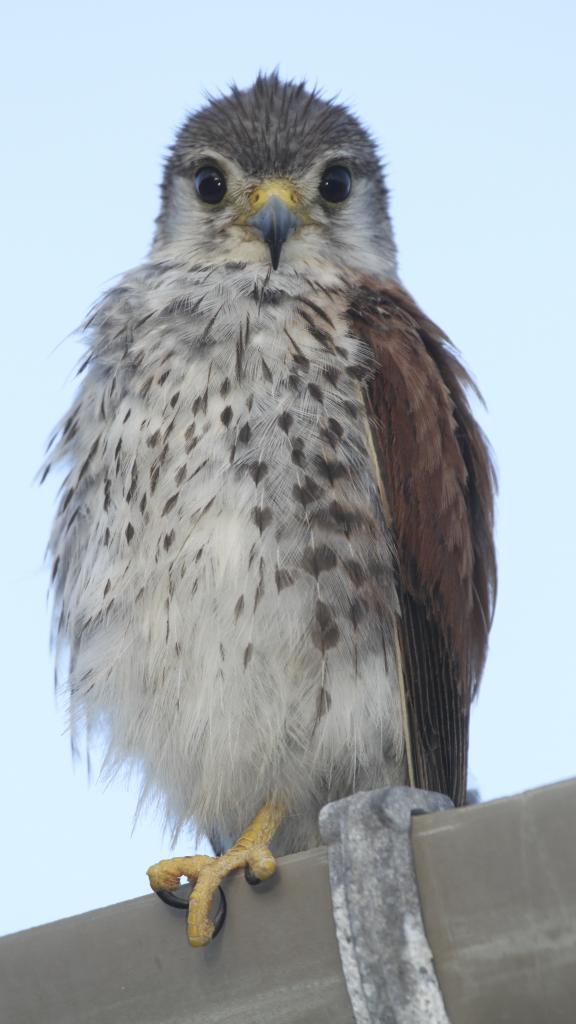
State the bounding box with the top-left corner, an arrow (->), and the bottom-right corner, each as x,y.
147,801 -> 285,946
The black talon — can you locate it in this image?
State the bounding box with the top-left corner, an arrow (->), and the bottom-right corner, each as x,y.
154,883 -> 227,938
155,886 -> 190,909
211,886 -> 227,937
244,864 -> 263,886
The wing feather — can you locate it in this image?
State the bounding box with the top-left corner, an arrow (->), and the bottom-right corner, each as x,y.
348,281 -> 497,804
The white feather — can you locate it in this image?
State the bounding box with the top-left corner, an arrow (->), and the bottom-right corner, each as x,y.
47,256 -> 405,854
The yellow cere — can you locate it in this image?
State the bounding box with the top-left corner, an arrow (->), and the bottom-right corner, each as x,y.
249,180 -> 300,213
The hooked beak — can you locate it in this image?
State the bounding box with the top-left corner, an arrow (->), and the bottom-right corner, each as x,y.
247,192 -> 300,271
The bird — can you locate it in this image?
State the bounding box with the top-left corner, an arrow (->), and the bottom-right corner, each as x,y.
45,73 -> 496,947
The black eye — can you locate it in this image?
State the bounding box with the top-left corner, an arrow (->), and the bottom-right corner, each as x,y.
319,165 -> 352,203
194,166 -> 227,204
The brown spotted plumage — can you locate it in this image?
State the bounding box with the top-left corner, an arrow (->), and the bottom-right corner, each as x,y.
45,73 -> 496,944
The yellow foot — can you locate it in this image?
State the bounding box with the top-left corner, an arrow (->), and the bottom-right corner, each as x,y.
147,801 -> 285,947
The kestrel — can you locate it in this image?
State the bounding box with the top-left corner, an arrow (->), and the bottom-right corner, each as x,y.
45,74 -> 496,946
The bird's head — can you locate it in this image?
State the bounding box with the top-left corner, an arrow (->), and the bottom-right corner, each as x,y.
153,73 -> 397,280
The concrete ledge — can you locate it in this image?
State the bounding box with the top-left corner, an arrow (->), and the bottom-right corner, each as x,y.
0,847 -> 353,1024
2,779 -> 576,1024
412,777 -> 576,1024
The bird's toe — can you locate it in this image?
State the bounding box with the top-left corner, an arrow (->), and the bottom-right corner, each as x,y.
147,854 -> 213,892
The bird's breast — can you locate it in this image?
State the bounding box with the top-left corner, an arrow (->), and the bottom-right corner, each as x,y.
53,269 -> 405,827
114,278 -> 398,677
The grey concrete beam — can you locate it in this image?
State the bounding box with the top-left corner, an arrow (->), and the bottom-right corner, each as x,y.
2,779 -> 576,1024
0,847 -> 353,1024
411,776 -> 576,1024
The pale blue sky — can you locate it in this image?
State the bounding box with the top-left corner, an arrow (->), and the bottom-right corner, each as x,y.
2,0 -> 575,936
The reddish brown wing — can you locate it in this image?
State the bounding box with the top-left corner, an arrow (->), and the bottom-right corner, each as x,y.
348,281 -> 497,805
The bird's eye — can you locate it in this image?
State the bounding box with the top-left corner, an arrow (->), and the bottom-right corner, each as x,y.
194,166 -> 227,205
319,166 -> 352,203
